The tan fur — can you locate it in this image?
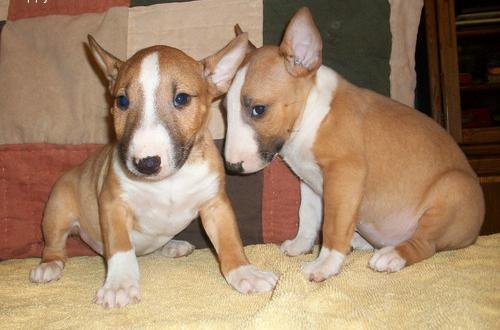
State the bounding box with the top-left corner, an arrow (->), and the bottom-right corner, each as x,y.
202,34 -> 249,96
241,46 -> 314,151
229,8 -> 484,275
200,191 -> 248,274
313,78 -> 484,258
33,34 -> 259,300
234,24 -> 257,50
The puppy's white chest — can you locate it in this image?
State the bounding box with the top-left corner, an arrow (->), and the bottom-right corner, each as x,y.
280,66 -> 338,194
282,138 -> 323,194
116,161 -> 219,254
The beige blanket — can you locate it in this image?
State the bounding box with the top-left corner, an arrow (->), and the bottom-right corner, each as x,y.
1,235 -> 499,328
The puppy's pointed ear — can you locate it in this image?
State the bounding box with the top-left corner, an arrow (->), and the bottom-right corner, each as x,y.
87,35 -> 123,91
279,7 -> 322,77
234,24 -> 257,51
202,33 -> 249,97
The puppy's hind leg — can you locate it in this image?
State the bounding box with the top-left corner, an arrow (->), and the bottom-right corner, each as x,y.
351,232 -> 374,251
157,240 -> 195,258
369,170 -> 484,273
30,178 -> 79,283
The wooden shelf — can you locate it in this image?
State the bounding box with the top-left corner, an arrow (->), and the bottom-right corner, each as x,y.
462,143 -> 500,176
462,143 -> 500,156
479,175 -> 500,183
467,156 -> 500,176
425,0 -> 500,234
463,127 -> 500,144
456,25 -> 500,37
460,82 -> 500,92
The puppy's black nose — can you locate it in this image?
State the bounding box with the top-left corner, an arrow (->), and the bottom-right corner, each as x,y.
134,156 -> 161,175
225,161 -> 244,174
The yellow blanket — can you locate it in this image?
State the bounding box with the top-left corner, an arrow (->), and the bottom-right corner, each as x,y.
1,235 -> 499,329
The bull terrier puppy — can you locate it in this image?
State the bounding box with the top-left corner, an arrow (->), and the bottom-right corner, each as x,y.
30,34 -> 277,308
224,8 -> 484,282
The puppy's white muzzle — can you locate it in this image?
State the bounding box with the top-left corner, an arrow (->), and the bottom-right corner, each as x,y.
126,123 -> 176,179
224,148 -> 266,174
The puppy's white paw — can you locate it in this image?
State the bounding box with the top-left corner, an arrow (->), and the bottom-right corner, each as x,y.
226,265 -> 278,294
369,246 -> 406,272
159,240 -> 195,258
95,280 -> 140,309
302,248 -> 345,282
281,237 -> 314,256
30,260 -> 64,283
96,250 -> 140,308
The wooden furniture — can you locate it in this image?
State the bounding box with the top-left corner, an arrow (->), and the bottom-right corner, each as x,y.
424,0 -> 500,234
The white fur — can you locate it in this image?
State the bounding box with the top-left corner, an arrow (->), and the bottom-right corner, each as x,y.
104,250 -> 139,285
369,246 -> 406,272
95,249 -> 140,308
114,156 -> 219,255
139,52 -> 159,124
280,66 -> 338,194
78,225 -> 104,255
226,265 -> 278,294
211,44 -> 247,87
157,239 -> 195,258
357,209 -> 421,248
281,181 -> 322,256
286,15 -> 322,69
302,247 -> 345,282
351,232 -> 374,251
127,52 -> 175,178
224,65 -> 264,172
30,260 -> 64,283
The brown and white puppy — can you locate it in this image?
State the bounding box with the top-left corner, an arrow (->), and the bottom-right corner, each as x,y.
29,34 -> 277,308
224,8 -> 484,282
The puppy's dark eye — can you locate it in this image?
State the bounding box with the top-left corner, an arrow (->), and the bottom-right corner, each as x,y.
116,95 -> 129,110
174,93 -> 190,108
251,105 -> 266,117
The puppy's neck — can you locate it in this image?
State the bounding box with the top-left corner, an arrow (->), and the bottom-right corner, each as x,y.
287,66 -> 340,140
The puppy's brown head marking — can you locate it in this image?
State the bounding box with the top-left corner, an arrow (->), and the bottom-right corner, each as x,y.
88,33 -> 249,180
224,7 -> 321,173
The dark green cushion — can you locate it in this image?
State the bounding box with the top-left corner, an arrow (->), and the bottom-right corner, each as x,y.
264,0 -> 391,96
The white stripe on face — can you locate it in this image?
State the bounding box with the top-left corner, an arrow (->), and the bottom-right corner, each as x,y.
140,52 -> 160,124
127,52 -> 175,178
224,65 -> 264,173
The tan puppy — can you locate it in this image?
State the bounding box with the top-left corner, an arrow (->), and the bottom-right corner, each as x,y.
29,34 -> 277,308
224,8 -> 484,282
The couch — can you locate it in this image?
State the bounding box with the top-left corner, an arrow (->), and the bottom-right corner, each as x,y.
1,0 -> 498,328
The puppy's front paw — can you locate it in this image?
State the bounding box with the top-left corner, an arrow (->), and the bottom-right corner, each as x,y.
159,240 -> 195,258
281,237 -> 314,256
369,246 -> 406,273
302,248 -> 345,282
30,260 -> 64,283
95,280 -> 140,309
226,265 -> 278,294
